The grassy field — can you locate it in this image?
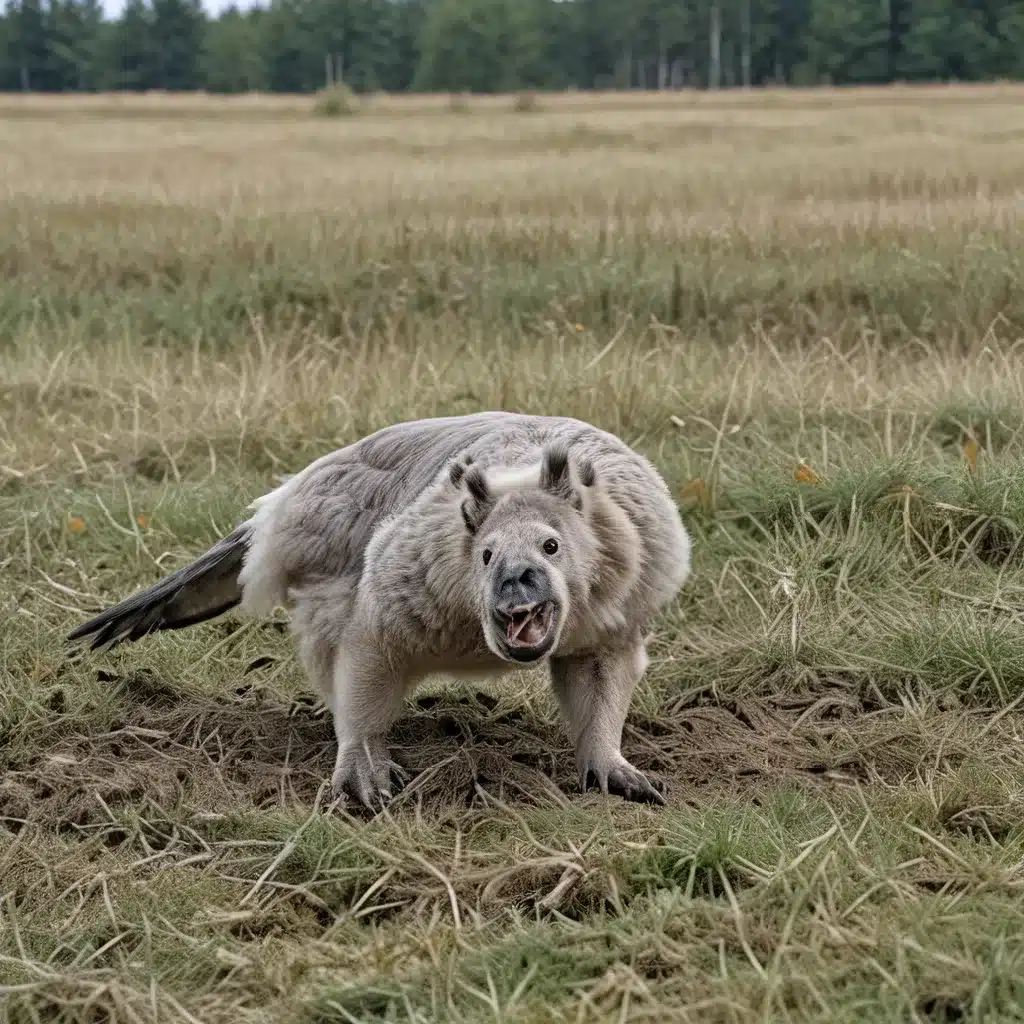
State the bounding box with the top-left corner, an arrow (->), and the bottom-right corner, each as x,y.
2,84 -> 1024,1022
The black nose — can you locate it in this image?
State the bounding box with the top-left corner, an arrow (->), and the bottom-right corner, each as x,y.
512,566 -> 536,589
494,564 -> 540,618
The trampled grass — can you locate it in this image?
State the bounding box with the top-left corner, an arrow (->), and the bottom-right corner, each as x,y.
2,85 -> 1024,1022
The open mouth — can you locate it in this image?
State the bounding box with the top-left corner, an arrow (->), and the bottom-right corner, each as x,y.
503,601 -> 556,658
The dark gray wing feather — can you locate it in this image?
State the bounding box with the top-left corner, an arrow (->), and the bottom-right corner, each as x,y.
66,524 -> 251,651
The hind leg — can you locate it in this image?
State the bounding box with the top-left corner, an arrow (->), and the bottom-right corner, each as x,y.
548,632 -> 665,805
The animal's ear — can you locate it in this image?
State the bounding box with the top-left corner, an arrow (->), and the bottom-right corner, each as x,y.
458,464 -> 494,534
447,451 -> 478,489
540,443 -> 589,511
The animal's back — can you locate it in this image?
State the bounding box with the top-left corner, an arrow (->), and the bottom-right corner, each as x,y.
239,411 -> 687,620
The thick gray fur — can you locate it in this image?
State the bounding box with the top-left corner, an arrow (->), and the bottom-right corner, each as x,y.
67,412 -> 692,810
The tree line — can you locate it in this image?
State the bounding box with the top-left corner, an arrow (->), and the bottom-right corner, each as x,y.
1,0 -> 1022,95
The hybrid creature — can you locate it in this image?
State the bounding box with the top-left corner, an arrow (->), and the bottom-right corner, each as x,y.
68,412 -> 692,810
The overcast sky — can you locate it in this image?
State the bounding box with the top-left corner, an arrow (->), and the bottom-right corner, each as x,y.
101,0 -> 265,15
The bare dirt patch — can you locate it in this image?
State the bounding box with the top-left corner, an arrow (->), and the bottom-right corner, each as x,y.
3,666 -> 925,846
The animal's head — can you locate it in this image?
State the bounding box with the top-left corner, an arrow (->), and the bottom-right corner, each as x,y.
448,444 -> 599,664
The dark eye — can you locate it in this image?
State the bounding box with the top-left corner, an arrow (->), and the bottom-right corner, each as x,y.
543,538 -> 559,556
482,549 -> 492,566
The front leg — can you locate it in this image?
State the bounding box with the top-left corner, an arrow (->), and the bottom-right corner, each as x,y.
328,645 -> 414,812
548,633 -> 665,805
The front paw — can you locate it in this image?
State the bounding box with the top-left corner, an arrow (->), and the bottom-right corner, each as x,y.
331,739 -> 409,812
580,755 -> 666,805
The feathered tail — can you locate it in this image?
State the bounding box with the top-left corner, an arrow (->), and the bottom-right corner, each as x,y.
66,524 -> 252,651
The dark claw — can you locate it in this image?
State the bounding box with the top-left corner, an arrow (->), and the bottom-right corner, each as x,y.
331,755 -> 411,813
608,773 -> 666,805
581,762 -> 667,805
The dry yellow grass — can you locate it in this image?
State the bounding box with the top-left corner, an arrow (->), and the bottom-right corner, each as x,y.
2,86 -> 1024,1023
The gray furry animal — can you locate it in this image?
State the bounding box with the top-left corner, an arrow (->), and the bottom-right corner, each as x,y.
67,412 -> 692,810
